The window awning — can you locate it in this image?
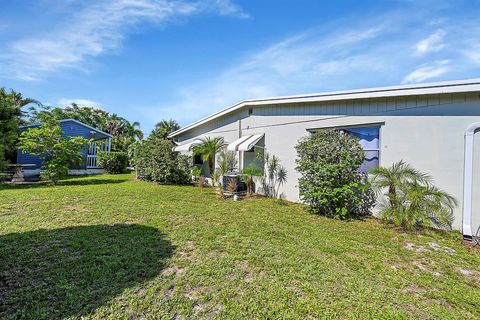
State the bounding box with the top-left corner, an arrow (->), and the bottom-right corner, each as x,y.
173,139 -> 202,152
227,133 -> 264,152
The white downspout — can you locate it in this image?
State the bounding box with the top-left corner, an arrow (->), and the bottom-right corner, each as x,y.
238,119 -> 242,170
462,122 -> 480,240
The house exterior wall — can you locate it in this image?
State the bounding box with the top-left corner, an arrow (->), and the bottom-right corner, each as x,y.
17,120 -> 108,169
175,92 -> 480,232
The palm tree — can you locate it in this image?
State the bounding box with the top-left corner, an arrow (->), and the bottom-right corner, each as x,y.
242,163 -> 263,195
153,119 -> 180,139
127,121 -> 144,140
192,137 -> 226,176
371,161 -> 457,230
10,89 -> 41,109
379,180 -> 457,230
369,160 -> 431,213
105,114 -> 128,137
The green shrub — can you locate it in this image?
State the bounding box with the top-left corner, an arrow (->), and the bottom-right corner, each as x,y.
97,151 -> 129,174
295,130 -> 375,219
133,137 -> 191,185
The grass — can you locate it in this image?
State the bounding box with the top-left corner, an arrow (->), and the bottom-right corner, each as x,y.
1,174 -> 479,319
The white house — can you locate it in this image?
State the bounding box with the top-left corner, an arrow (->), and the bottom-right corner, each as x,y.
169,79 -> 480,240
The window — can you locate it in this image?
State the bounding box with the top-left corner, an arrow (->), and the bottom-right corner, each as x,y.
342,126 -> 380,173
193,154 -> 203,165
248,108 -> 253,115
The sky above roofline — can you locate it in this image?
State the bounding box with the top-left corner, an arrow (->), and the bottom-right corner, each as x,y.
1,0 -> 480,135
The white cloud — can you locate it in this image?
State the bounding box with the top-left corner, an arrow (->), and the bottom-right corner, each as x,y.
464,44 -> 480,64
0,0 -> 248,80
159,22 -> 405,123
208,0 -> 250,18
58,98 -> 103,107
401,60 -> 450,84
155,15 -> 480,126
415,29 -> 446,55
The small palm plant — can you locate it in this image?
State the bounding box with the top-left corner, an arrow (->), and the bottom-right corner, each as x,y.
370,161 -> 457,230
192,137 -> 226,176
191,166 -> 202,184
370,161 -> 430,213
261,152 -> 288,198
218,150 -> 237,176
242,163 -> 263,196
399,180 -> 457,230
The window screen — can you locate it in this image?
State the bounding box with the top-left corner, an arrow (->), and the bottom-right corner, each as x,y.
343,126 -> 380,173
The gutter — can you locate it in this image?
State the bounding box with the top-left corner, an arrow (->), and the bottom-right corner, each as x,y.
462,122 -> 480,240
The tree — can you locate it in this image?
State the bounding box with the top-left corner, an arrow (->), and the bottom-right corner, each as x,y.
192,137 -> 226,176
10,89 -> 41,110
296,130 -> 375,219
28,104 -> 143,152
370,161 -> 457,230
18,117 -> 87,184
0,88 -> 39,170
128,121 -> 144,140
133,136 -> 191,185
152,119 -> 180,139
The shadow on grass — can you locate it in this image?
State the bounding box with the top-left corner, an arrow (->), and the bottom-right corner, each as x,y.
0,177 -> 129,190
0,224 -> 174,319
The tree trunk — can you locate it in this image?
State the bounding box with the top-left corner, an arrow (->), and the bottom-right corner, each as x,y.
208,159 -> 214,176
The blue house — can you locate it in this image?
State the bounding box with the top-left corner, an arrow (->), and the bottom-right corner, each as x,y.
17,119 -> 112,172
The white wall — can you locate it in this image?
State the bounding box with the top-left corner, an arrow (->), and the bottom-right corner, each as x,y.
175,92 -> 480,232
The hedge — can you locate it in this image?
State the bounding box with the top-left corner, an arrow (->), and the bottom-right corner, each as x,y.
97,151 -> 129,174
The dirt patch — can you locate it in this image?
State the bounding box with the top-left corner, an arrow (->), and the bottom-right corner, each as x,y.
185,241 -> 195,250
62,204 -> 90,214
428,242 -> 456,254
286,285 -> 307,298
193,302 -> 222,317
412,259 -> 442,277
405,242 -> 429,253
456,267 -> 480,286
176,240 -> 199,263
183,285 -> 212,301
404,242 -> 455,255
161,266 -> 185,277
402,284 -> 426,296
236,260 -> 255,282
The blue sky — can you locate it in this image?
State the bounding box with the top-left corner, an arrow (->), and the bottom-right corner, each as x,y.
1,0 -> 480,134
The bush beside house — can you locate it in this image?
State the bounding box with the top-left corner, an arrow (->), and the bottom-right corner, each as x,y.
97,151 -> 129,174
296,130 -> 375,219
133,137 -> 191,185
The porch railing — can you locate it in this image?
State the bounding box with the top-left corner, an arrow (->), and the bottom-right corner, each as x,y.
86,138 -> 111,169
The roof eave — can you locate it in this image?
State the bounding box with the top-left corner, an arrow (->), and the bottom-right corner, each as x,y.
20,118 -> 113,138
168,78 -> 480,138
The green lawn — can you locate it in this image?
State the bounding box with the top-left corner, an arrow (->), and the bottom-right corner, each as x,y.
1,174 -> 479,319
